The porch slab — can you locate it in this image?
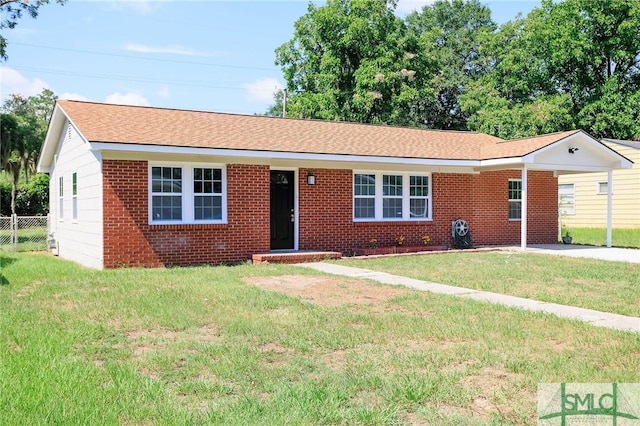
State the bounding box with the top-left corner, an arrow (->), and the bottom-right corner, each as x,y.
252,251 -> 342,265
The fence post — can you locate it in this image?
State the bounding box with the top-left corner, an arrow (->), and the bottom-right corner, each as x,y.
11,214 -> 17,251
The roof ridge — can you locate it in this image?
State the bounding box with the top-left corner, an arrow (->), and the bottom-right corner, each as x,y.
56,99 -> 497,137
495,129 -> 580,144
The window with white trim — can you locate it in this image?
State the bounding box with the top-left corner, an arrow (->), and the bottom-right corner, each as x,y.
597,181 -> 610,194
558,183 -> 575,215
150,164 -> 227,224
354,174 -> 375,219
508,179 -> 522,220
409,176 -> 429,218
59,176 -> 64,219
72,172 -> 78,220
151,167 -> 183,221
353,172 -> 431,221
193,167 -> 223,220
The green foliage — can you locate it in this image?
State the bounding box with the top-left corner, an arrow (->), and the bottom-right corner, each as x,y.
0,173 -> 49,216
462,0 -> 640,139
1,89 -> 56,215
275,0 -> 434,126
273,0 -> 640,140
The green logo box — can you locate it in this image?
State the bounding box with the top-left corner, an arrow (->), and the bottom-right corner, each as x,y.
538,383 -> 640,425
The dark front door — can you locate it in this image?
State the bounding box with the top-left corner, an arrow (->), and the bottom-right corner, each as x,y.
270,171 -> 295,250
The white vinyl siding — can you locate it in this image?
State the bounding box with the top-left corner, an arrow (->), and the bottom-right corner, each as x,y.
50,121 -> 103,269
353,172 -> 431,221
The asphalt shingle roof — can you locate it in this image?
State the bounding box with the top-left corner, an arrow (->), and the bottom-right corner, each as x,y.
57,100 -> 581,161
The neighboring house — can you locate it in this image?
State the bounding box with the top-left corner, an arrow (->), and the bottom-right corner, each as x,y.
559,139 -> 639,229
37,100 -> 632,269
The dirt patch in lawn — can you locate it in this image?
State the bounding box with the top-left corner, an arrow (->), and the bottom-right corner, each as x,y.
244,274 -> 412,307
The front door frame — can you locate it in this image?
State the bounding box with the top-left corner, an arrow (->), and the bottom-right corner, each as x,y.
270,168 -> 298,251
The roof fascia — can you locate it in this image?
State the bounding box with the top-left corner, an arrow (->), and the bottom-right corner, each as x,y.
88,142 -> 482,168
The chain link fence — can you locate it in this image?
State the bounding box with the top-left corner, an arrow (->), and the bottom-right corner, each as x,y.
0,215 -> 49,252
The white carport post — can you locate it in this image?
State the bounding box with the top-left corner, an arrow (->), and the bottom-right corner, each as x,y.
607,169 -> 613,248
521,165 -> 528,251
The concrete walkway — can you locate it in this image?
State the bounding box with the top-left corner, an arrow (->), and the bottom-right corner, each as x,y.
519,244 -> 640,263
296,262 -> 640,334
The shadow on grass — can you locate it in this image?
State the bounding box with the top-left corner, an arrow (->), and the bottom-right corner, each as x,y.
0,254 -> 17,285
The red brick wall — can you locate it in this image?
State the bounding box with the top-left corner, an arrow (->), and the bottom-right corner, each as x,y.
103,161 -> 558,267
103,160 -> 270,268
298,168 -> 558,253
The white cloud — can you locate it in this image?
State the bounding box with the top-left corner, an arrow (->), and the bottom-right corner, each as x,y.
104,92 -> 150,106
0,66 -> 49,100
59,93 -> 91,101
124,43 -> 204,56
395,0 -> 435,14
242,78 -> 283,103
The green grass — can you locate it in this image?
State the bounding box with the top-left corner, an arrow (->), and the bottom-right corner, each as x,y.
562,227 -> 640,249
1,253 -> 639,425
339,251 -> 640,317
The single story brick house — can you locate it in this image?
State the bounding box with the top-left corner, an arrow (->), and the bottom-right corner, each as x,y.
37,100 -> 632,269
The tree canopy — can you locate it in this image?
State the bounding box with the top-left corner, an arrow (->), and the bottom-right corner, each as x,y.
272,0 -> 640,140
1,89 -> 57,214
0,0 -> 66,60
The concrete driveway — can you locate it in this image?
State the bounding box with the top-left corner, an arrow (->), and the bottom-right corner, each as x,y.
518,244 -> 640,263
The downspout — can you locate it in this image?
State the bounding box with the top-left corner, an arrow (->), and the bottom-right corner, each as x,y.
606,169 -> 613,248
521,165 -> 528,251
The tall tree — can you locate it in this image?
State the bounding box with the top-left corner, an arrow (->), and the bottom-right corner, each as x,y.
0,112 -> 25,215
275,0 -> 435,126
1,88 -> 57,179
1,89 -> 56,214
406,0 -> 496,130
1,0 -> 66,60
462,0 -> 640,140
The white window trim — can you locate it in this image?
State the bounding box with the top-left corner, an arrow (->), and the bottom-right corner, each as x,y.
353,171 -> 432,222
72,172 -> 78,222
558,183 -> 575,216
58,175 -> 64,221
596,181 -> 612,195
148,162 -> 228,225
508,178 -> 522,221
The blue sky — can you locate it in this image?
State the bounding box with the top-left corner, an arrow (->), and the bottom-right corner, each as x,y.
1,0 -> 538,115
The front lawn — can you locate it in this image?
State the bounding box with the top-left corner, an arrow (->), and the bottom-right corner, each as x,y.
1,253 -> 638,425
339,251 -> 640,317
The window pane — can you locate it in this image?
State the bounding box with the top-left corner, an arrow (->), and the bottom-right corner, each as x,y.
383,198 -> 402,218
509,200 -> 521,220
410,199 -> 428,218
383,175 -> 402,196
195,195 -> 222,220
410,175 -> 428,197
152,195 -> 182,221
72,173 -> 77,196
598,182 -> 608,193
354,174 -> 375,196
354,198 -> 375,219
